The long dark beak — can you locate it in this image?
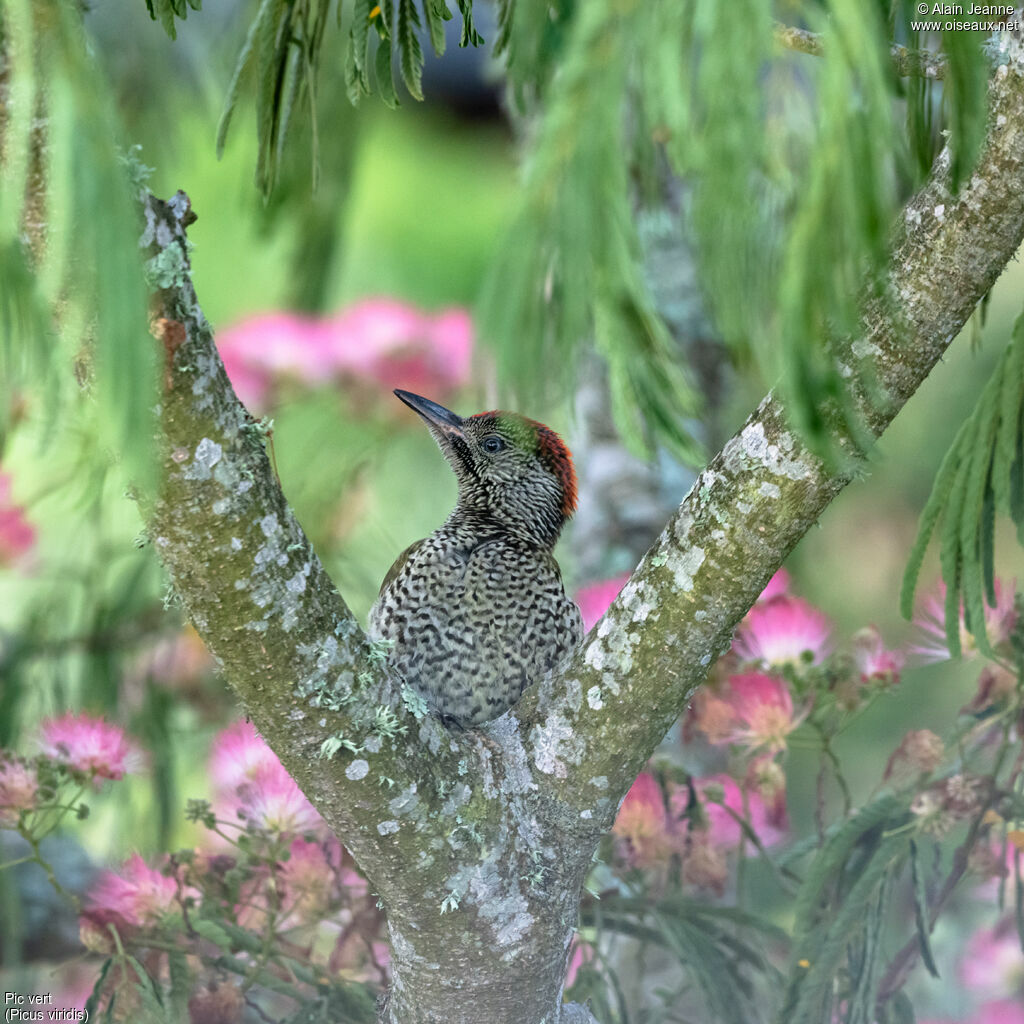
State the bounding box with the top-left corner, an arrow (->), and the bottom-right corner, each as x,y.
394,390 -> 464,435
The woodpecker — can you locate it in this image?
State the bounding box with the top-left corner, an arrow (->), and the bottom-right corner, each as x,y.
368,390 -> 584,728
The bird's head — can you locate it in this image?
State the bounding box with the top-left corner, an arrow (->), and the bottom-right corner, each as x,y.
394,389 -> 577,547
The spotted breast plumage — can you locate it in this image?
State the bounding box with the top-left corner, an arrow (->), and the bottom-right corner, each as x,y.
368,390 -> 584,728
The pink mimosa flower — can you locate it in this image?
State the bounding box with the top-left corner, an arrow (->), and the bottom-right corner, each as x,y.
575,574 -> 631,632
217,313 -> 333,407
209,720 -> 281,796
0,472 -> 36,568
327,299 -> 473,395
758,569 -> 790,602
960,920 -> 1024,998
912,579 -> 1017,663
38,713 -> 143,781
79,853 -> 181,949
236,763 -> 323,836
209,721 -> 322,836
851,626 -> 905,684
612,772 -> 670,867
713,673 -> 806,753
733,596 -> 832,669
0,758 -> 38,825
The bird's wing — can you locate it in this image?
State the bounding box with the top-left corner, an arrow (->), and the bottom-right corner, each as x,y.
377,538 -> 429,596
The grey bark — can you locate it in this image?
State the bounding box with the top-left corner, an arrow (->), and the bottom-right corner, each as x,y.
139,34 -> 1024,1024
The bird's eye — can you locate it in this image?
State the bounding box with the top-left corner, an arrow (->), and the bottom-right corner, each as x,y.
481,435 -> 506,454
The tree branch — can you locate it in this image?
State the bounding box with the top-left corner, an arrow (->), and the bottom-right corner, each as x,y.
140,194 -> 474,900
516,38 -> 1024,816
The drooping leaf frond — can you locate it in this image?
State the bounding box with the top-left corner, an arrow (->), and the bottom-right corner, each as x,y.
941,21 -> 990,191
901,310 -> 1024,655
478,0 -> 704,464
779,793 -> 909,1024
218,0 -> 487,194
478,0 -> 995,464
0,0 -> 156,490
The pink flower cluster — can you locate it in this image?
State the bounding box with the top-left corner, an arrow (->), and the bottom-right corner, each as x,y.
79,853 -> 182,951
204,724 -> 384,962
579,566 -> 913,897
38,712 -> 144,783
0,757 -> 38,826
683,571 -> 903,753
216,299 -> 473,410
0,471 -> 36,569
611,769 -> 787,893
210,720 -> 324,836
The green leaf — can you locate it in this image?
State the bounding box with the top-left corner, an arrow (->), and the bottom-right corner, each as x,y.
959,394 -> 998,657
348,0 -> 374,101
910,839 -> 940,978
993,314 -> 1024,513
781,836 -> 906,1024
167,950 -> 192,1022
423,0 -> 451,56
901,430 -> 965,619
456,0 -> 484,46
397,0 -> 425,100
375,39 -> 399,108
791,793 -> 906,943
254,0 -> 291,194
190,918 -> 236,949
83,959 -> 113,1022
142,0 -> 198,39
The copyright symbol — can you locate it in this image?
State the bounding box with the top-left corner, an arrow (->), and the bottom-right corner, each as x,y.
917,2 -> 928,11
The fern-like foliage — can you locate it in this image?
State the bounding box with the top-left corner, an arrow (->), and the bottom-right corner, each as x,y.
901,310 -> 1024,656
0,0 -> 156,489
477,0 -> 994,464
216,0 -> 485,195
778,793 -> 911,1024
478,1 -> 705,464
